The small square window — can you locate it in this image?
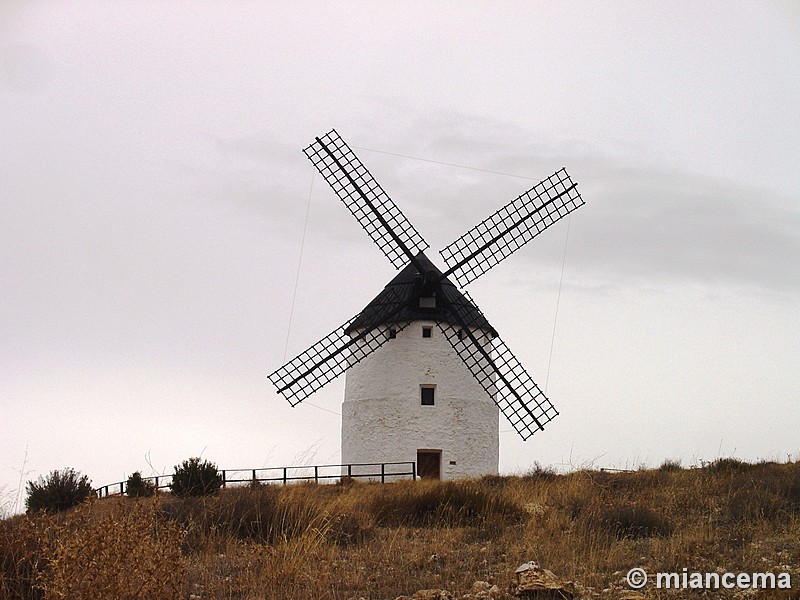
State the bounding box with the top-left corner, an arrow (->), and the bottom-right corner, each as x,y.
420,386 -> 435,405
419,296 -> 436,308
388,328 -> 397,339
422,327 -> 432,338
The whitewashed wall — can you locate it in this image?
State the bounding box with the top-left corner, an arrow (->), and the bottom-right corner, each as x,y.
341,321 -> 499,480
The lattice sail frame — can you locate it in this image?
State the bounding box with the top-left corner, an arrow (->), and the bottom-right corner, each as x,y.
436,292 -> 558,440
268,285 -> 411,407
439,167 -> 583,287
304,129 -> 429,269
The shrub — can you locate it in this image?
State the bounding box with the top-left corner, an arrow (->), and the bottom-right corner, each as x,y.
560,492 -> 590,521
479,474 -> 507,488
658,459 -> 683,472
126,471 -> 156,498
595,502 -> 674,539
162,485 -> 279,542
727,487 -> 785,523
722,465 -> 800,523
704,457 -> 751,474
370,480 -> 525,527
523,462 -> 559,481
25,468 -> 93,514
159,485 -> 373,547
170,457 -> 222,497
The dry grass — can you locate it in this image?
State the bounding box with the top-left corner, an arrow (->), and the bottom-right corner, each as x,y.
1,497 -> 184,599
2,460 -> 799,599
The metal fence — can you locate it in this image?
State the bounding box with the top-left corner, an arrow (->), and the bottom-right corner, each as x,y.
95,461 -> 416,498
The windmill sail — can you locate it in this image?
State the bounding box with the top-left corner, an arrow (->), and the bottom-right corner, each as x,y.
269,285 -> 411,406
437,290 -> 558,440
304,129 -> 429,269
439,168 -> 583,287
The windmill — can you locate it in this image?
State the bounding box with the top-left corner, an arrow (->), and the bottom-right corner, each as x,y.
268,129 -> 584,480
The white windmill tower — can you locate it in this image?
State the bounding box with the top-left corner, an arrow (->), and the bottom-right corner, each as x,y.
269,130 -> 584,480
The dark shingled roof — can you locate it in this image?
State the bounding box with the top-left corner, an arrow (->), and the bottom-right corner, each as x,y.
345,252 -> 496,335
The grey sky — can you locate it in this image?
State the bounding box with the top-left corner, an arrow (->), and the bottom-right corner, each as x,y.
1,2 -> 798,508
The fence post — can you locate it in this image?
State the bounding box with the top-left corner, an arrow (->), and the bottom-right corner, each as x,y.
381,463 -> 385,483
252,469 -> 257,484
412,461 -> 416,480
120,482 -> 124,495
347,464 -> 352,478
283,467 -> 287,485
222,470 -> 226,489
314,466 -> 318,484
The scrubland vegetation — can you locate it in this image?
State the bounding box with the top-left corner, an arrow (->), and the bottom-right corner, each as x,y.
2,458 -> 799,599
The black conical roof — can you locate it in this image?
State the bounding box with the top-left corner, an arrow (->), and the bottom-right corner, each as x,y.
345,252 -> 495,334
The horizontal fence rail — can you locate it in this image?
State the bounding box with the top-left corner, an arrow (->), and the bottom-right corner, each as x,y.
95,461 -> 416,498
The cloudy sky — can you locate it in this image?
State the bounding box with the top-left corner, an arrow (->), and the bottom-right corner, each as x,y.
1,2 -> 798,511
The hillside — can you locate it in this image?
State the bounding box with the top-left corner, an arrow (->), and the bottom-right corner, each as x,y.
2,459 -> 798,599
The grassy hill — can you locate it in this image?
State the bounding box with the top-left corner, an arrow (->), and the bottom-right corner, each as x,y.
2,459 -> 798,599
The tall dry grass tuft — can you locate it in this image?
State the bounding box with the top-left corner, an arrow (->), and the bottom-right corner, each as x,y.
591,501 -> 674,539
42,499 -> 185,598
0,513 -> 49,599
159,483 -> 374,549
1,498 -> 184,599
368,479 -> 525,527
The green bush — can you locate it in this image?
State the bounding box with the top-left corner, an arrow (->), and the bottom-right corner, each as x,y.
170,458 -> 222,497
125,471 -> 156,498
25,468 -> 93,514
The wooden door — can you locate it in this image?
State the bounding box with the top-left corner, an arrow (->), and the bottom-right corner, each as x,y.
417,450 -> 441,479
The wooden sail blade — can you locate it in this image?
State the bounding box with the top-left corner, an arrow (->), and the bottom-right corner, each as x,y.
439,168 -> 583,287
304,129 -> 429,270
437,291 -> 558,440
269,284 -> 411,406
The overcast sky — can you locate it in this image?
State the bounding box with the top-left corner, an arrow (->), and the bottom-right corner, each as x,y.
1,2 -> 798,512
